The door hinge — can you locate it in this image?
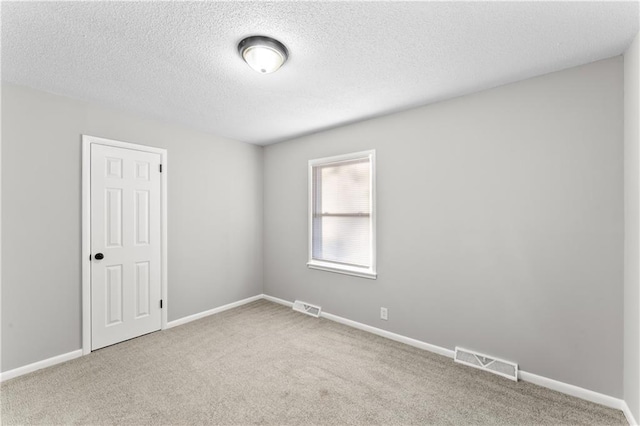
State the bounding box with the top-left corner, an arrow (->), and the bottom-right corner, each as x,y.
159,164 -> 163,173
160,299 -> 163,309
89,254 -> 92,260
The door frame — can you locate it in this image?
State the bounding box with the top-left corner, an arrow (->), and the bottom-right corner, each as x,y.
81,134 -> 168,355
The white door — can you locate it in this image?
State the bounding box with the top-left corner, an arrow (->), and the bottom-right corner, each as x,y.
91,144 -> 162,350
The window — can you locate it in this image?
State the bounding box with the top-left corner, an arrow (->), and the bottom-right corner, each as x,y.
308,150 -> 376,279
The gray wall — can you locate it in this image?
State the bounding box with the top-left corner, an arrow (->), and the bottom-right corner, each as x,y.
1,84 -> 264,372
264,57 -> 624,397
1,55 -> 628,400
624,31 -> 640,421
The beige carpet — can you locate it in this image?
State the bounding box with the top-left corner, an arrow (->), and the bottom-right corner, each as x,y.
1,299 -> 627,425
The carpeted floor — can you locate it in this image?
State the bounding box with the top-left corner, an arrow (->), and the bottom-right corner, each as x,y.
0,299 -> 627,425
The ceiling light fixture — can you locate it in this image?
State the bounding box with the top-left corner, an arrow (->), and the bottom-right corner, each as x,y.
238,36 -> 288,74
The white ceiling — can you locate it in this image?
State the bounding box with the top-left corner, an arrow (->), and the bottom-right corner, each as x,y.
2,1 -> 638,145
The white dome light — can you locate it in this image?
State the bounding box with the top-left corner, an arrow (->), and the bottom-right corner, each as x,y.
238,36 -> 288,74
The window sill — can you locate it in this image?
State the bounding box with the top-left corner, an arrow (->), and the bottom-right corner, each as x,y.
307,261 -> 377,280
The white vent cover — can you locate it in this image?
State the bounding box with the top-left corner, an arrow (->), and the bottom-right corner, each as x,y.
292,300 -> 322,318
454,347 -> 518,382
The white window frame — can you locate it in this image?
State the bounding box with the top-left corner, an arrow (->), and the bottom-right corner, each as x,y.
307,150 -> 377,279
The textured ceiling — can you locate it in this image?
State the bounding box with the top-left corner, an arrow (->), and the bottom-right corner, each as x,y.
2,1 -> 638,145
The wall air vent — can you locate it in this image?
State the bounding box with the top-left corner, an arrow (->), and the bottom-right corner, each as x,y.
292,300 -> 322,318
454,347 -> 518,382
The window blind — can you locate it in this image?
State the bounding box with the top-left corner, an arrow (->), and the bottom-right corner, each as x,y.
311,157 -> 371,268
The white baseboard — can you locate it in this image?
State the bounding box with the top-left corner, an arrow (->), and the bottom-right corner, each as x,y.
166,294 -> 263,329
320,311 -> 455,359
262,294 -> 294,307
518,370 -> 625,412
262,294 -> 630,418
0,349 -> 83,382
623,402 -> 639,426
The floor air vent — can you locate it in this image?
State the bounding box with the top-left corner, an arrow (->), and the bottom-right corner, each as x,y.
454,347 -> 518,381
292,300 -> 322,318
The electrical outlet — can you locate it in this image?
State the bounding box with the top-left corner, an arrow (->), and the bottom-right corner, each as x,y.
380,307 -> 388,320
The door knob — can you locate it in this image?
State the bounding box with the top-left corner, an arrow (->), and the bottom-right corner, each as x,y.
94,253 -> 104,260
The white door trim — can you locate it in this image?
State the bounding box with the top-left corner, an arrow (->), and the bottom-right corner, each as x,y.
82,135 -> 168,355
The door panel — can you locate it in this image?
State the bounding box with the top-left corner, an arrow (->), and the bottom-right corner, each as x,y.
91,144 -> 162,350
135,261 -> 150,318
134,190 -> 150,245
106,265 -> 123,326
105,188 -> 123,248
